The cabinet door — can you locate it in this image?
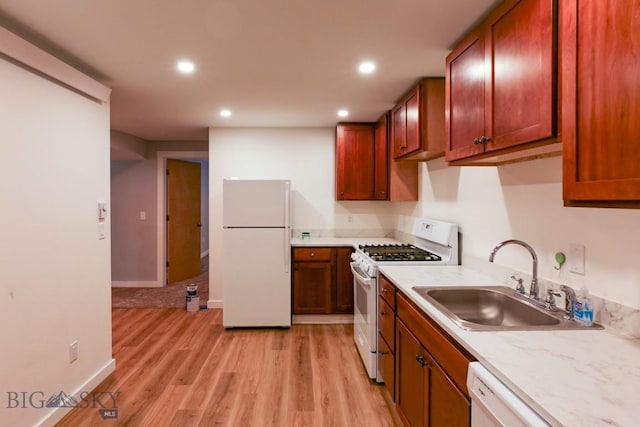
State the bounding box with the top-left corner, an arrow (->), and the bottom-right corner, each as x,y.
292,261 -> 334,314
395,320 -> 429,427
430,361 -> 470,427
391,103 -> 406,158
335,247 -> 354,313
336,124 -> 375,200
445,27 -> 486,162
404,88 -> 421,154
562,0 -> 640,206
378,333 -> 395,400
486,0 -> 555,152
374,114 -> 389,200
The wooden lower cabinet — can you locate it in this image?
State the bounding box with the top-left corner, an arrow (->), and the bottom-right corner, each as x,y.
335,247 -> 355,313
392,287 -> 472,427
292,247 -> 354,314
395,319 -> 430,427
430,361 -> 470,427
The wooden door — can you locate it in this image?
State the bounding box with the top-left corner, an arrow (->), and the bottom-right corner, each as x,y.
395,320 -> 429,427
445,27 -> 486,162
335,124 -> 375,200
166,159 -> 201,284
486,0 -> 555,152
373,114 -> 389,200
335,247 -> 354,313
562,0 -> 640,206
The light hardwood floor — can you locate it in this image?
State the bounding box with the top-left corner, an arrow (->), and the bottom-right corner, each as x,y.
57,308 -> 397,426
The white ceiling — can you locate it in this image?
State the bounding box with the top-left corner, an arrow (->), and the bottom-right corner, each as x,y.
0,0 -> 498,141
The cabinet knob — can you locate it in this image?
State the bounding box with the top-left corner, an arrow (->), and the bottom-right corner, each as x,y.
415,355 -> 428,367
381,288 -> 388,294
380,311 -> 386,316
310,253 -> 315,257
400,145 -> 406,150
473,137 -> 481,144
480,135 -> 491,143
380,351 -> 388,356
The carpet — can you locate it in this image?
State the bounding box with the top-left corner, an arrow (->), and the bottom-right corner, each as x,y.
111,256 -> 209,308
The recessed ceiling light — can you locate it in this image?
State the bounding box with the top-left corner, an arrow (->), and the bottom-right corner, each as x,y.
220,109 -> 232,118
358,61 -> 376,74
337,109 -> 349,118
176,60 -> 195,74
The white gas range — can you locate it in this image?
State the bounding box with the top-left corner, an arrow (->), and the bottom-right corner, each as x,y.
350,218 -> 459,382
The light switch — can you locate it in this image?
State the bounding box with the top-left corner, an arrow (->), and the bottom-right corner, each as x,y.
98,202 -> 108,221
140,211 -> 146,220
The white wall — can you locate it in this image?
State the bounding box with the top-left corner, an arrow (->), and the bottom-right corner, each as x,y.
394,156 -> 640,309
208,127 -> 395,305
0,58 -> 113,425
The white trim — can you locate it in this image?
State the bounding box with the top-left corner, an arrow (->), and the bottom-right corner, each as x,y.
292,314 -> 354,324
156,151 -> 208,288
0,26 -> 111,102
200,250 -> 209,259
111,280 -> 162,288
207,299 -> 223,309
36,358 -> 116,427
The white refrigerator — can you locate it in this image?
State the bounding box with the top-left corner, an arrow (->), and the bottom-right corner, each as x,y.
222,179 -> 291,328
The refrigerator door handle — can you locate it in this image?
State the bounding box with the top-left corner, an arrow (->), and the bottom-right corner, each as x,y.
284,228 -> 290,273
284,181 -> 290,227
283,181 -> 291,273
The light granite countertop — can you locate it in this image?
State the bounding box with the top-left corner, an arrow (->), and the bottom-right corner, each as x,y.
378,265 -> 640,427
290,236 -> 399,248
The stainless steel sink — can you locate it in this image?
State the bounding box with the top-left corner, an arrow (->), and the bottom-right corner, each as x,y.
412,286 -> 603,331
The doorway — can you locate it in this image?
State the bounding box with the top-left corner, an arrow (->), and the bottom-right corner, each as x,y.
156,151 -> 209,287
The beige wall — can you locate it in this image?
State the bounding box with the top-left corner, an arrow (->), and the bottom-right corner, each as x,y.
208,127 -> 396,306
0,57 -> 113,426
394,156 -> 640,309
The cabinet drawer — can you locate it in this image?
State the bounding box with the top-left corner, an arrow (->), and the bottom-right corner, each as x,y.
379,274 -> 396,308
397,293 -> 473,397
293,248 -> 333,261
378,333 -> 395,400
378,297 -> 395,352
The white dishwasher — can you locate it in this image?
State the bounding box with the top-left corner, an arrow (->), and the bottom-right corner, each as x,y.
467,362 -> 549,427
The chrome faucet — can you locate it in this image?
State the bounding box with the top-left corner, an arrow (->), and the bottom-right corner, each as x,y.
489,240 -> 539,300
559,284 -> 576,320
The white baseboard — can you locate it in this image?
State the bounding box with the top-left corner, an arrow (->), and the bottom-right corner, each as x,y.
111,280 -> 161,288
207,299 -> 223,309
292,314 -> 354,324
200,250 -> 209,258
37,358 -> 116,427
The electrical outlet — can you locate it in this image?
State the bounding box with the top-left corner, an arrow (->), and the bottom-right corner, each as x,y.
569,243 -> 585,275
69,341 -> 78,363
347,215 -> 354,224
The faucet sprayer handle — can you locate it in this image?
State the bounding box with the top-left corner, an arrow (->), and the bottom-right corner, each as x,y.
511,275 -> 525,294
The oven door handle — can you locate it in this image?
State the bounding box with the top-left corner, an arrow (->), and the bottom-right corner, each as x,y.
350,262 -> 375,287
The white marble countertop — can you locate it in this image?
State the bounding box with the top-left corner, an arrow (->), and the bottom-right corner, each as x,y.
378,265 -> 640,427
290,236 -> 398,248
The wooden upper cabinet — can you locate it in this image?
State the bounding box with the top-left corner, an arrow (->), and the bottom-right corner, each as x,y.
380,112 -> 419,201
391,78 -> 446,161
374,115 -> 389,200
446,0 -> 560,165
561,0 -> 640,207
336,123 -> 375,200
446,28 -> 486,161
